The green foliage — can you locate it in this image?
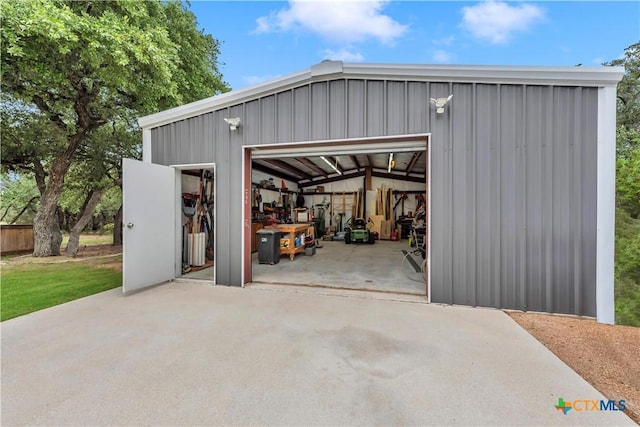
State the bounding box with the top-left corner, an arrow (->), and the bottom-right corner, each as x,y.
615,209 -> 640,326
606,42 -> 640,136
95,186 -> 122,220
0,95 -> 66,175
1,261 -> 122,321
610,41 -> 640,326
617,145 -> 640,218
2,0 -> 228,253
1,0 -> 227,118
2,0 -> 228,114
0,172 -> 40,224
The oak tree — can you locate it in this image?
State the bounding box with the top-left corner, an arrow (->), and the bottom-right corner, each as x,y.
1,0 -> 227,256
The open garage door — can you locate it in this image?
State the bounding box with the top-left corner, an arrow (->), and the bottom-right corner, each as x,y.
249,134 -> 429,160
243,134 -> 430,298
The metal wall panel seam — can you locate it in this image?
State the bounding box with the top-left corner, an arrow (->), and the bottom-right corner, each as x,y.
364,80 -> 368,135
519,85 -> 528,310
573,87 -> 583,315
345,80 -> 349,138
258,97 -> 263,145
326,80 -> 330,139
544,86 -> 554,313
471,82 -> 478,307
290,89 -> 295,143
447,81 -> 454,303
497,84 -> 503,309
404,81 -> 409,135
307,84 -> 312,142
274,92 -> 279,143
384,80 -> 388,135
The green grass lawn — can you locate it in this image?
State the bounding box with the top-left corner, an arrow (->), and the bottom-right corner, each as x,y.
1,261 -> 122,321
61,233 -> 114,246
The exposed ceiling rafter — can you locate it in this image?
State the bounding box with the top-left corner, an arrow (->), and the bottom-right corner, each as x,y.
294,157 -> 328,177
263,159 -> 312,180
405,152 -> 423,176
371,170 -> 426,184
349,155 -> 361,170
252,161 -> 300,184
298,171 -> 365,188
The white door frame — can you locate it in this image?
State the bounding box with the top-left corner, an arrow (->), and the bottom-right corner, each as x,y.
170,162 -> 217,285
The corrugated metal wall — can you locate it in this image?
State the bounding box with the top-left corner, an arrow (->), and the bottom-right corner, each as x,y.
151,79 -> 598,316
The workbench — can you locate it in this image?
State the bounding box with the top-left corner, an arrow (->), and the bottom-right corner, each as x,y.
276,223 -> 310,260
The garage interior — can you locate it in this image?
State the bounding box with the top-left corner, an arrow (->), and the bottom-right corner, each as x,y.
179,167 -> 216,281
249,143 -> 429,295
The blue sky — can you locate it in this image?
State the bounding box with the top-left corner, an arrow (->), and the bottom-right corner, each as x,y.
188,1 -> 640,90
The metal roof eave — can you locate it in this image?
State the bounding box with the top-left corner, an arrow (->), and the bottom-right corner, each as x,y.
139,61 -> 625,130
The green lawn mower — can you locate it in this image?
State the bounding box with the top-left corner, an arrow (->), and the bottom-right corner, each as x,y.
344,218 -> 375,244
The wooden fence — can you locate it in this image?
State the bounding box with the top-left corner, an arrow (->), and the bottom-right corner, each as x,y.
1,224 -> 34,254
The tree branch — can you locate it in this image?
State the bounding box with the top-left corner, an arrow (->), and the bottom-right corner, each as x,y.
1,204 -> 14,222
31,95 -> 68,133
9,196 -> 39,224
33,160 -> 47,196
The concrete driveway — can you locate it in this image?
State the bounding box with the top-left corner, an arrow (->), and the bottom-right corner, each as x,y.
1,283 -> 634,426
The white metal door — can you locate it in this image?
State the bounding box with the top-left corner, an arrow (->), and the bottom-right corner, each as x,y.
123,158 -> 175,292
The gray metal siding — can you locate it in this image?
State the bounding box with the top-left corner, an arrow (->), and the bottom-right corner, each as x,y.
347,80 -> 365,138
149,77 -> 599,316
293,86 -> 310,141
311,82 -> 328,140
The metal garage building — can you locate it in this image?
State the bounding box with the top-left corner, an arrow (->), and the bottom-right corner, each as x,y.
124,61 -> 623,323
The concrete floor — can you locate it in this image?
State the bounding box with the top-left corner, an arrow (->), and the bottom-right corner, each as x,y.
252,240 -> 426,295
181,265 -> 214,280
1,283 -> 634,426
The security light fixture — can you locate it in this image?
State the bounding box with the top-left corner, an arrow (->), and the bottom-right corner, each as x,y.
429,95 -> 453,114
223,117 -> 241,130
320,156 -> 342,175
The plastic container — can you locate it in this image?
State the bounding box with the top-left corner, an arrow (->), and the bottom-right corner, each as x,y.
257,228 -> 281,264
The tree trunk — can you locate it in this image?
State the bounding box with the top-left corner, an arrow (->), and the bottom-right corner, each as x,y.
33,194 -> 63,256
113,204 -> 123,246
32,137 -> 81,257
65,190 -> 103,257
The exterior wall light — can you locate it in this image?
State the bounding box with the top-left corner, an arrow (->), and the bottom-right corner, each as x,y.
224,117 -> 241,130
430,95 -> 453,114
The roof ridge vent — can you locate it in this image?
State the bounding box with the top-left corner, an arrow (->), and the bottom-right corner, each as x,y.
311,60 -> 344,77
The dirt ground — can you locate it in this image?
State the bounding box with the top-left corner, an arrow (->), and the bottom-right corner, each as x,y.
2,244 -> 122,271
509,312 -> 640,424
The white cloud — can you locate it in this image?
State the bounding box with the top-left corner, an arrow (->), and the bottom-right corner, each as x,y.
254,0 -> 408,44
461,1 -> 544,44
432,49 -> 454,63
433,35 -> 455,47
243,74 -> 282,86
321,48 -> 364,62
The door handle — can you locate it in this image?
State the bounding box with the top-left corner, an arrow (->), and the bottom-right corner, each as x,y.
126,223 -> 134,229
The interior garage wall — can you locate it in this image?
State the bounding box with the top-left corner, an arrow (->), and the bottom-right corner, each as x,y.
150,78 -> 599,317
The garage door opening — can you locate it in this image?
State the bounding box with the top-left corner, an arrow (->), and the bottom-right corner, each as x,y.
242,134 -> 430,298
